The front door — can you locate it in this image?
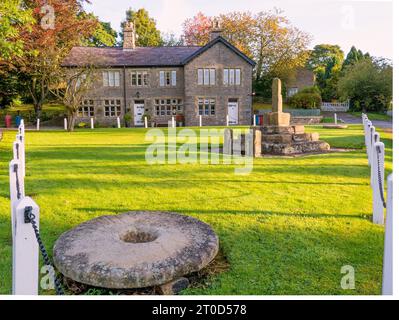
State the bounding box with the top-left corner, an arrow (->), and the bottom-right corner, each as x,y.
228,101 -> 239,125
133,103 -> 145,126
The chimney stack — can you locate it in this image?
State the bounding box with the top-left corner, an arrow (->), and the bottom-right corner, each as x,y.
123,21 -> 136,50
210,19 -> 222,41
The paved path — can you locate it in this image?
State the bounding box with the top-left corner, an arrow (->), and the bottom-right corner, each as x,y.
323,112 -> 392,129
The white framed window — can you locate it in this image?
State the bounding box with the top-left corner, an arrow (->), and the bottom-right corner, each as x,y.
78,99 -> 94,117
131,71 -> 149,87
197,68 -> 216,85
160,71 -> 177,87
198,98 -> 216,116
103,71 -> 120,87
104,99 -> 122,117
223,68 -> 241,86
154,99 -> 183,116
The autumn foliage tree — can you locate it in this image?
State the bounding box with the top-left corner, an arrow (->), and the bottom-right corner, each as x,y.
15,0 -> 97,118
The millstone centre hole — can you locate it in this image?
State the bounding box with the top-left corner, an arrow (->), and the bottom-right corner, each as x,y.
121,231 -> 157,244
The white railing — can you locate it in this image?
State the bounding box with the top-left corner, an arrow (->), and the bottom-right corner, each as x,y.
362,113 -> 392,295
9,120 -> 41,295
321,100 -> 350,112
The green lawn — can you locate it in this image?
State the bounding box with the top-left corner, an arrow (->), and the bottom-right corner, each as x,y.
350,112 -> 392,121
0,125 -> 392,295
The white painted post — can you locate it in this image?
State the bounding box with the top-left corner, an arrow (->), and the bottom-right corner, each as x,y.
36,119 -> 40,131
171,116 -> 175,128
117,117 -> 121,129
18,120 -> 25,136
382,174 -> 393,295
144,116 -> 148,128
253,114 -> 257,126
372,142 -> 385,225
9,160 -> 25,237
368,126 -> 375,168
226,115 -> 229,127
364,121 -> 372,166
12,197 -> 39,295
370,132 -> 380,187
90,117 -> 94,129
334,113 -> 337,125
14,135 -> 25,177
64,118 -> 68,131
199,115 -> 202,127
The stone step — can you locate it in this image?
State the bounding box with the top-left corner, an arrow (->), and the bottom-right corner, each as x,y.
262,140 -> 330,155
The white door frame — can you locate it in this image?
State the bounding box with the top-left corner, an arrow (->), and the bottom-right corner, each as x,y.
133,102 -> 145,126
228,100 -> 239,125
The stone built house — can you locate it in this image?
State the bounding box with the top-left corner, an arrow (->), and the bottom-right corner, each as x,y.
62,23 -> 256,127
285,68 -> 316,98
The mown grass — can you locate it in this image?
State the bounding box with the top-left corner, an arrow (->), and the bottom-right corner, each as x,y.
0,125 -> 392,295
350,112 -> 392,121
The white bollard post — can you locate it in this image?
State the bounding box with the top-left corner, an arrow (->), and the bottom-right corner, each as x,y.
368,126 -> 375,168
199,115 -> 202,127
9,160 -> 25,237
12,197 -> 39,295
334,113 -> 337,125
36,119 -> 40,131
144,116 -> 148,128
382,174 -> 393,295
370,132 -> 380,187
226,115 -> 229,127
14,135 -> 25,177
117,117 -> 121,129
90,117 -> 94,130
372,142 -> 385,225
171,116 -> 175,128
364,121 -> 372,166
18,120 -> 25,136
64,118 -> 68,131
253,114 -> 257,126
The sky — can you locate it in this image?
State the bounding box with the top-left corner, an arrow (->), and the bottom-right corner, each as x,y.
83,0 -> 393,58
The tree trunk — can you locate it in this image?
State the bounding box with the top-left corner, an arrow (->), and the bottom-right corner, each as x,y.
68,113 -> 76,132
33,102 -> 42,120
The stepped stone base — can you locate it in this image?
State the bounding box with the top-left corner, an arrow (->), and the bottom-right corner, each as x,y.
262,140 -> 330,155
256,124 -> 330,156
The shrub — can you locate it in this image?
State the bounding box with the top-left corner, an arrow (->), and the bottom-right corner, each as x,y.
288,87 -> 322,109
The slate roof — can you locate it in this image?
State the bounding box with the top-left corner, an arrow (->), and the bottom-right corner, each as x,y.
62,37 -> 256,68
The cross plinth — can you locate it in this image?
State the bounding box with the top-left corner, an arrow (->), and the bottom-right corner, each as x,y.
266,78 -> 291,126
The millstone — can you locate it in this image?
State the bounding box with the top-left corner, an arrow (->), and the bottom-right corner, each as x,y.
53,211 -> 219,289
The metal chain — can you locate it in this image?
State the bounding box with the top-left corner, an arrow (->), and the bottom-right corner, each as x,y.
24,206 -> 65,295
375,145 -> 386,208
13,164 -> 21,200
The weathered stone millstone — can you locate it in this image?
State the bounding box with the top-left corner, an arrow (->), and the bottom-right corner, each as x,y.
53,211 -> 219,289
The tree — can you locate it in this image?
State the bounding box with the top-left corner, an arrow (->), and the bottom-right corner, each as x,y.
51,66 -> 98,131
0,0 -> 34,62
306,44 -> 344,100
80,13 -> 117,47
338,58 -> 392,112
16,0 -> 97,118
182,12 -> 212,46
120,8 -> 162,46
342,46 -> 371,70
161,32 -> 184,46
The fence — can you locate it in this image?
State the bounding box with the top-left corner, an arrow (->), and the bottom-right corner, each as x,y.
9,121 -> 63,295
321,100 -> 350,112
362,113 -> 393,295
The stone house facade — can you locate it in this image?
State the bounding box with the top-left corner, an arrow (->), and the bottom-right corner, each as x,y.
286,68 -> 316,98
62,24 -> 256,127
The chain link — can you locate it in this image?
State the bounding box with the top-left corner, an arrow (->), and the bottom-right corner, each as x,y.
13,164 -> 21,200
375,145 -> 386,208
24,206 -> 65,295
